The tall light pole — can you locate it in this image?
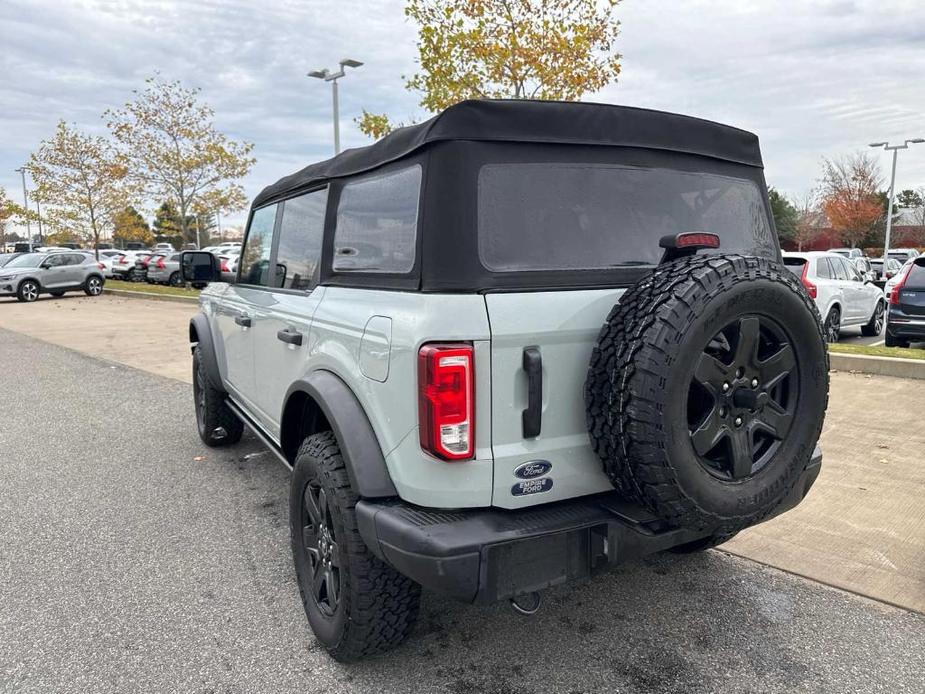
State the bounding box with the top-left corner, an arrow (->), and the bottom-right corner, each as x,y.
308,58 -> 363,155
869,139 -> 924,265
14,167 -> 31,242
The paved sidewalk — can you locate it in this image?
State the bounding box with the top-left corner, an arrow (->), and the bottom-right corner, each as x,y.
0,293 -> 196,382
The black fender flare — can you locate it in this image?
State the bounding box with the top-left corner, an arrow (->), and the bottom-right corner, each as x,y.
285,371 -> 398,499
189,314 -> 223,391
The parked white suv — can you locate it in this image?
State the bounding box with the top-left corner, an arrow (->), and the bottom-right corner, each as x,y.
783,251 -> 885,341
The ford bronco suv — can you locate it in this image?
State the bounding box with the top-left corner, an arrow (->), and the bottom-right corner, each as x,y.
181,100 -> 828,662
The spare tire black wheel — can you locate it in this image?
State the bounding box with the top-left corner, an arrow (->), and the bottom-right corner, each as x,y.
586,254 -> 829,533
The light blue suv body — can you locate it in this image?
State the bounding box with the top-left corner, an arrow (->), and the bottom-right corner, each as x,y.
183,100 -> 826,661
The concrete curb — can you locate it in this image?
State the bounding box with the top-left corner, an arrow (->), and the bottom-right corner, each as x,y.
103,288 -> 199,304
829,352 -> 925,380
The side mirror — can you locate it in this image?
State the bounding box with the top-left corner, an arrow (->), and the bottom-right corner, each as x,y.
181,251 -> 222,284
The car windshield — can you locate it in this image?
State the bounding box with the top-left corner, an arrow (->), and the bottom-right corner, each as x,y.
888,253 -> 909,261
830,249 -> 849,257
3,253 -> 45,269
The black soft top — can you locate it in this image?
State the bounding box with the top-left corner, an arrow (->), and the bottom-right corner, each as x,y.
253,99 -> 763,207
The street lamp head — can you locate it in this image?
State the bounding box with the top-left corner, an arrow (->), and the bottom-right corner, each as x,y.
307,69 -> 329,79
340,58 -> 363,69
868,142 -> 887,148
907,138 -> 925,144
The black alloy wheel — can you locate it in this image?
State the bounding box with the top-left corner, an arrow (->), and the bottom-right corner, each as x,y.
300,480 -> 341,616
687,315 -> 797,481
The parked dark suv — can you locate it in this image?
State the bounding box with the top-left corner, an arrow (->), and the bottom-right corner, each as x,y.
885,257 -> 925,347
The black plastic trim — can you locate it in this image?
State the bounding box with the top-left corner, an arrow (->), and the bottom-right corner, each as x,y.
522,347 -> 542,438
189,314 -> 223,391
284,371 -> 398,498
356,448 -> 823,604
225,398 -> 293,472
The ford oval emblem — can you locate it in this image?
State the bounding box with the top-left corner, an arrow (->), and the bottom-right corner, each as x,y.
514,460 -> 552,479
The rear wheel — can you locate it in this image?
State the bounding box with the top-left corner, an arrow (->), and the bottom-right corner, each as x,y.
17,280 -> 39,302
822,307 -> 841,343
168,271 -> 183,287
192,346 -> 243,446
290,432 -> 421,662
861,301 -> 884,336
84,276 -> 103,296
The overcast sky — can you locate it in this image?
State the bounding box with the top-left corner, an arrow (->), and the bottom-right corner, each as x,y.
2,0 -> 924,234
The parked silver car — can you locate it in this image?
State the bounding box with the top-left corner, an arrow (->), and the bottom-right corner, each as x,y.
146,252 -> 184,286
0,251 -> 105,302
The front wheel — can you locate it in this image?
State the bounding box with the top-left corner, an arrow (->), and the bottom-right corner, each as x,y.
290,431 -> 421,662
17,280 -> 39,302
823,307 -> 841,343
84,276 -> 103,296
861,302 -> 884,336
192,346 -> 243,446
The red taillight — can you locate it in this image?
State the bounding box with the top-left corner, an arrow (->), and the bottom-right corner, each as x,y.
220,259 -> 229,272
890,264 -> 913,305
418,344 -> 474,461
117,255 -> 127,264
801,262 -> 817,299
156,258 -> 166,269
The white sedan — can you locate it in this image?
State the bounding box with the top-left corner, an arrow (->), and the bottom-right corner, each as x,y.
782,251 -> 885,342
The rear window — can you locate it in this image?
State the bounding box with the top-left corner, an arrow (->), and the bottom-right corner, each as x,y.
333,165 -> 421,274
783,256 -> 806,278
906,260 -> 925,286
478,164 -> 774,272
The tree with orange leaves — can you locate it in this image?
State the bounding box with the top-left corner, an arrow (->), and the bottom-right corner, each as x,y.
820,153 -> 883,248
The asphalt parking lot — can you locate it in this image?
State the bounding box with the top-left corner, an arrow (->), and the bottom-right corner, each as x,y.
1,327 -> 924,693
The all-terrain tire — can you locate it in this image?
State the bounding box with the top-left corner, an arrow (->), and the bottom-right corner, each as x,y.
192,346 -> 243,446
585,254 -> 829,534
290,431 -> 421,662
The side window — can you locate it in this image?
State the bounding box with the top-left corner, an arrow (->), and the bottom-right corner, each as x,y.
816,258 -> 832,279
832,257 -> 850,281
274,188 -> 328,290
43,255 -> 64,268
333,165 -> 421,273
238,204 -> 278,286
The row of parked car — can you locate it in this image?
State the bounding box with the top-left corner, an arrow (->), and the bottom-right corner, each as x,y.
783,247 -> 924,347
102,242 -> 241,286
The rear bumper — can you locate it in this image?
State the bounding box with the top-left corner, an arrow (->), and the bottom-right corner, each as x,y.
357,447 -> 823,604
887,316 -> 925,339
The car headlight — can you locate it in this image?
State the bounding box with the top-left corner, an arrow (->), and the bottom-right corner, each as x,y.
0,275 -> 15,281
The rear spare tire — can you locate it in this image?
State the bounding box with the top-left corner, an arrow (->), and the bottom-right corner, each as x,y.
585,254 -> 828,533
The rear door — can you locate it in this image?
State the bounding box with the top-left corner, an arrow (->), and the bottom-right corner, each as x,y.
829,256 -> 860,322
479,160 -> 778,509
898,259 -> 925,316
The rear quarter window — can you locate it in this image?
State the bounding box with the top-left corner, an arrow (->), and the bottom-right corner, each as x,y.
906,261 -> 925,285
477,163 -> 775,272
333,165 -> 421,274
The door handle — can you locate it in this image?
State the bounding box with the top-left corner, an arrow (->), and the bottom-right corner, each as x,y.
234,315 -> 251,328
522,347 -> 542,438
277,328 -> 303,346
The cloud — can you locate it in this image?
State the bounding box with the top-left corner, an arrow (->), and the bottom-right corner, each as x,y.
2,0 -> 924,236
